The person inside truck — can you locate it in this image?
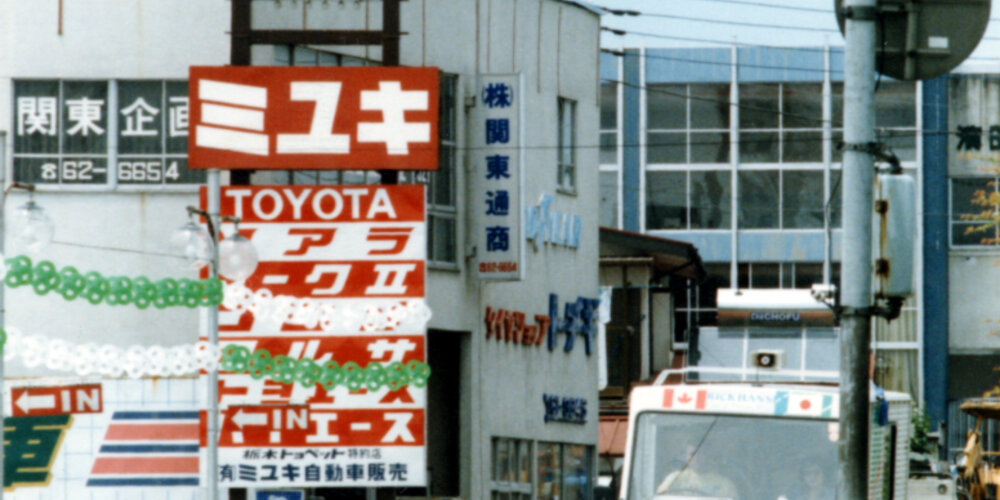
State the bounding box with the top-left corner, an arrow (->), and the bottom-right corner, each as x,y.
655,442 -> 740,498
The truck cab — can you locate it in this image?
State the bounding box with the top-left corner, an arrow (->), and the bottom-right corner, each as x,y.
618,289 -> 912,499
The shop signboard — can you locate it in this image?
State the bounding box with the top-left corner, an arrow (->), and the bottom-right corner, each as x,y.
1,377 -> 205,499
472,74 -> 523,280
12,79 -> 203,187
187,66 -> 439,170
207,185 -> 427,488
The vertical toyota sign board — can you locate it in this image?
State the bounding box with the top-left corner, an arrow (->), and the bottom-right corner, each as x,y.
188,66 -> 436,488
472,75 -> 523,280
206,186 -> 427,488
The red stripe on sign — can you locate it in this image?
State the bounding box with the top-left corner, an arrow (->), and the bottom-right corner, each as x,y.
663,388 -> 674,408
105,424 -> 200,441
91,457 -> 199,474
696,390 -> 707,410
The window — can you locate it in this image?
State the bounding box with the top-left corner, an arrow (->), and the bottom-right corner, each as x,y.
646,170 -> 731,230
599,171 -> 618,227
492,437 -> 532,499
600,82 -> 618,165
739,82 -> 824,164
738,170 -> 779,228
490,439 -> 594,500
647,83 -> 730,165
426,74 -> 459,265
951,176 -> 999,246
558,97 -> 577,192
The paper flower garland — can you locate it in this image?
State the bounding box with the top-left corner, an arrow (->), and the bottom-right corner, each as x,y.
220,345 -> 431,391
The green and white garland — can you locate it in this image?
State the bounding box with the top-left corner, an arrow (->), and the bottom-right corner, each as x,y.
0,256 -> 433,386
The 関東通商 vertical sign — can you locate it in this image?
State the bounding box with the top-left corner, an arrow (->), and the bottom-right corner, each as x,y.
473,75 -> 523,280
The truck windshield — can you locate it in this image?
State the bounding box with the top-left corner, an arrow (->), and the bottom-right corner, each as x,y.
627,412 -> 838,500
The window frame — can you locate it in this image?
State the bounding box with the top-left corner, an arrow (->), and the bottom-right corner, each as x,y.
558,97 -> 578,194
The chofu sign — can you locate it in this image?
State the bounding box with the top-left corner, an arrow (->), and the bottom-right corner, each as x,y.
188,66 -> 439,170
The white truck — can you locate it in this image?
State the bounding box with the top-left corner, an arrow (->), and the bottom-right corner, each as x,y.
618,289 -> 913,500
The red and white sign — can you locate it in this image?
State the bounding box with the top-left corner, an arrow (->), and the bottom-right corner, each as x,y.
188,66 -> 438,170
11,384 -> 103,417
662,388 -> 707,411
206,185 -> 427,488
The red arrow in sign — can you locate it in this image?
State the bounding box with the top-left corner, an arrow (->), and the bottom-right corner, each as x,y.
10,384 -> 102,417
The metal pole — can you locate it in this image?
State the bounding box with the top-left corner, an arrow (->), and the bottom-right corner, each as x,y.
839,0 -> 876,498
0,136 -> 7,500
207,168 -> 221,500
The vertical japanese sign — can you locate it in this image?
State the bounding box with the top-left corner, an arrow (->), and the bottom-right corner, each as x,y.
473,75 -> 523,280
206,186 -> 427,488
12,79 -> 203,186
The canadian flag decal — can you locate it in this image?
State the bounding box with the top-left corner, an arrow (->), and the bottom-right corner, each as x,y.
663,388 -> 707,410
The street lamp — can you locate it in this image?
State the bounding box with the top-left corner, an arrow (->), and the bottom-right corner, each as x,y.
0,182 -> 52,499
217,217 -> 258,282
170,206 -> 257,500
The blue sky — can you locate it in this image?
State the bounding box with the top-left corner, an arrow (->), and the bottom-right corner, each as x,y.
594,0 -> 1000,72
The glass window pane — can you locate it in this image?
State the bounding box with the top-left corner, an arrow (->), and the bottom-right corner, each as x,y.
881,130 -> 916,162
739,170 -> 779,228
739,132 -> 779,163
519,440 -> 532,483
832,82 -> 844,126
691,84 -> 730,129
647,84 -> 687,130
874,349 -> 919,398
563,444 -> 591,500
647,132 -> 686,164
830,169 -> 842,228
782,131 -> 823,162
794,262 -> 824,289
781,262 -> 795,288
429,215 -> 457,263
953,222 -> 996,246
832,130 -> 844,162
646,171 -> 687,230
600,171 -> 619,227
537,443 -> 562,500
600,132 -> 617,165
752,263 -> 780,288
782,83 -> 824,128
875,81 -> 916,128
601,82 -> 617,129
952,177 -> 995,220
497,438 -> 511,481
690,170 -> 731,229
739,83 -> 779,129
439,75 -> 457,141
782,170 -> 825,229
690,132 -> 730,163
434,146 -> 455,206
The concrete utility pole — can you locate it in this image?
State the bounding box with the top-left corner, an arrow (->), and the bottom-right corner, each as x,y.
839,0 -> 876,497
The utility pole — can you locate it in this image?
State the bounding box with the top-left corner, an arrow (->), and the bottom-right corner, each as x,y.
839,0 -> 876,497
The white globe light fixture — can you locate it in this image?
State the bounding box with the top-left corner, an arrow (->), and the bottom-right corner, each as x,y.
170,219 -> 213,270
11,200 -> 54,255
218,223 -> 258,282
